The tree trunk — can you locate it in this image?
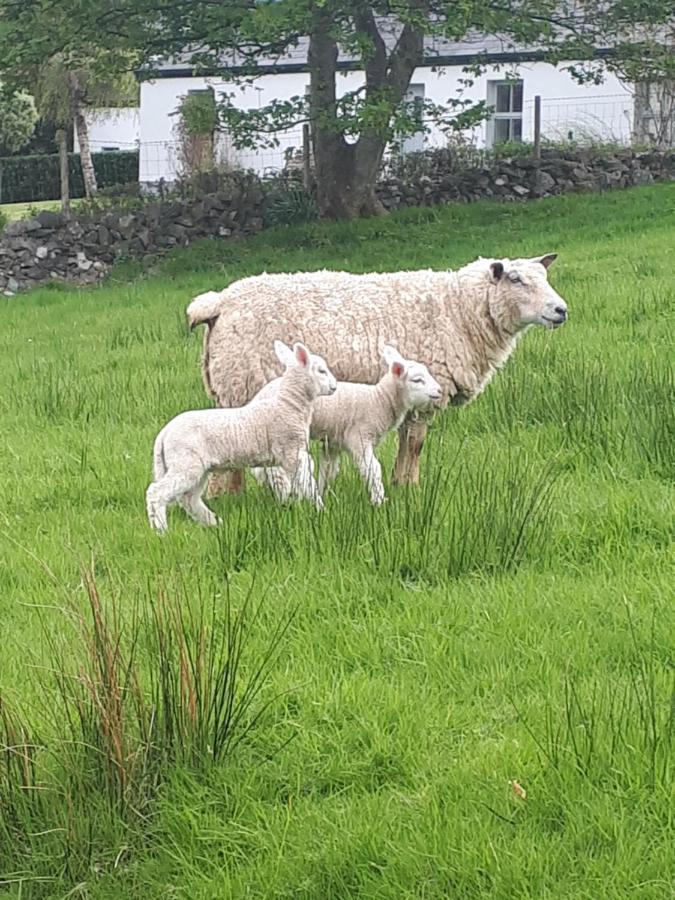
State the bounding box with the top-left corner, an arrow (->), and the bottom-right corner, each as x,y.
308,5 -> 424,220
56,128 -> 70,213
73,92 -> 97,198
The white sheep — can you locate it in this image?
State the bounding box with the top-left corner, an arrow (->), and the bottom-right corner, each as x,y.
252,345 -> 442,505
145,341 -> 337,533
187,255 -> 567,494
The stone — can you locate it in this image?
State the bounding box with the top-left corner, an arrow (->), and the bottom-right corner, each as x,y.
98,225 -> 111,246
76,251 -> 93,272
218,227 -> 232,237
36,246 -> 49,260
531,170 -> 556,196
36,210 -> 64,229
512,184 -> 530,197
7,277 -> 20,293
494,176 -> 508,187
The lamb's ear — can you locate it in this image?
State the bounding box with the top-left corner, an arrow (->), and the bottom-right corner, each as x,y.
537,253 -> 558,269
382,344 -> 403,367
274,340 -> 295,367
390,358 -> 407,379
293,342 -> 310,368
490,261 -> 504,282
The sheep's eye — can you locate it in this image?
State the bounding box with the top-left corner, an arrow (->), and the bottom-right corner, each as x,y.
412,377 -> 424,384
318,367 -> 326,374
508,271 -> 521,283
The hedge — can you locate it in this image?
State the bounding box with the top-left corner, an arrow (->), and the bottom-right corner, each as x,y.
0,150 -> 139,204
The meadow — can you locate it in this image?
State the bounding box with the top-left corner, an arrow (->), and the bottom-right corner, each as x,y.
0,185 -> 673,899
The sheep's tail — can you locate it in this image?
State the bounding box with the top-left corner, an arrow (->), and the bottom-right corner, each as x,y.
186,290 -> 225,401
152,429 -> 167,481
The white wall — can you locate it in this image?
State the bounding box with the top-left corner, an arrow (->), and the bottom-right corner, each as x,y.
139,62 -> 633,186
73,108 -> 140,154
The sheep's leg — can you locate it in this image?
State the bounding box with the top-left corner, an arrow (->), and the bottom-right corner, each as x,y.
146,468 -> 203,533
318,447 -> 341,496
392,417 -> 428,486
286,451 -> 323,510
348,443 -> 385,506
179,482 -> 221,528
206,469 -> 245,498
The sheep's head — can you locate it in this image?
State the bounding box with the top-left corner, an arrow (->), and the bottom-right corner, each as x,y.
488,254 -> 567,332
382,345 -> 442,410
274,340 -> 337,398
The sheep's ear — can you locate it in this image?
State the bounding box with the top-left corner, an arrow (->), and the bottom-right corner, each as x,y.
293,342 -> 310,368
490,261 -> 504,282
391,360 -> 406,379
537,253 -> 558,269
274,340 -> 294,367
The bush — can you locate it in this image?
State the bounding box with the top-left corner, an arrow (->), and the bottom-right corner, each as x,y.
0,150 -> 139,204
0,208 -> 7,233
264,184 -> 318,227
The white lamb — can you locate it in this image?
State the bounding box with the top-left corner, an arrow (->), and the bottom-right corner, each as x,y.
146,341 -> 336,533
252,345 -> 442,506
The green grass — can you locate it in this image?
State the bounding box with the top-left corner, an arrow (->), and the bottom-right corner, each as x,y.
0,199 -> 66,222
1,185 -> 674,899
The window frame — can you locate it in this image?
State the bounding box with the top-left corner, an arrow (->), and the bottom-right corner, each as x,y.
486,79 -> 524,147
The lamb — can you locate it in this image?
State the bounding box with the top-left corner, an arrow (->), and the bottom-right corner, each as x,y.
145,340 -> 337,533
187,254 -> 567,493
251,345 -> 442,505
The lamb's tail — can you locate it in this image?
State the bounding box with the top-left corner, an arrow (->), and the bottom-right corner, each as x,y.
152,429 -> 167,481
186,290 -> 225,401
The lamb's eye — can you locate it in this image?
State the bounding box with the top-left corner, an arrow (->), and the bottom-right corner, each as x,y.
318,368 -> 326,374
412,377 -> 424,384
509,271 -> 521,283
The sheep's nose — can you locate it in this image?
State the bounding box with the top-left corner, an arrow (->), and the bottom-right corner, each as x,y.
554,305 -> 567,318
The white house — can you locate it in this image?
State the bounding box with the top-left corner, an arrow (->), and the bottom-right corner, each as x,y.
134,29 -> 653,189
73,107 -> 140,154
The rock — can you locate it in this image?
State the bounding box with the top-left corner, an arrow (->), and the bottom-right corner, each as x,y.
218,227 -> 232,237
98,225 -> 111,246
36,210 -> 64,229
76,251 -> 93,272
494,176 -> 508,187
36,246 -> 49,260
531,170 -> 556,196
512,184 -> 530,197
7,277 -> 20,293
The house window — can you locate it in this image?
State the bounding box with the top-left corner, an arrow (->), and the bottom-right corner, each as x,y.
101,146 -> 119,152
487,80 -> 523,146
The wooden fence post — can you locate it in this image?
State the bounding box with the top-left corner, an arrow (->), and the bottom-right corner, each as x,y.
533,95 -> 542,161
302,123 -> 311,190
56,129 -> 70,214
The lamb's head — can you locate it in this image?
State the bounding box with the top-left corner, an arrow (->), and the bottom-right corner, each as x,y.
487,254 -> 567,332
382,345 -> 442,410
274,340 -> 337,399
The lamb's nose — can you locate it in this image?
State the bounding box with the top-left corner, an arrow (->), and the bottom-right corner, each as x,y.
554,306 -> 567,318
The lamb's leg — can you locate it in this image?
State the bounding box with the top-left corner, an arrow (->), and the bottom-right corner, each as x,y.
251,466 -> 293,503
146,468 -> 203,533
286,451 -> 323,510
179,483 -> 221,528
347,442 -> 385,506
206,469 -> 245,498
392,417 -> 428,486
318,447 -> 341,496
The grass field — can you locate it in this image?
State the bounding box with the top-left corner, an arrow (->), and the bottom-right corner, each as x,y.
0,200 -> 67,222
1,185 -> 673,899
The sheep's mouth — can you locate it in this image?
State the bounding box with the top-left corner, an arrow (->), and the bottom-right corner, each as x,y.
543,315 -> 566,329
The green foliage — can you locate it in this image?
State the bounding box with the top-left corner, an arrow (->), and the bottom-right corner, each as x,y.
0,150 -> 139,204
178,89 -> 219,137
0,184 -> 673,895
0,89 -> 37,156
0,208 -> 6,232
264,183 -> 318,227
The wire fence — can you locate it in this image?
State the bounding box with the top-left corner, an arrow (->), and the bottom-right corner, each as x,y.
526,93 -> 635,145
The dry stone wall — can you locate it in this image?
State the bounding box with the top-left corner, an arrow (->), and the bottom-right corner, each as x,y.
1,150 -> 673,296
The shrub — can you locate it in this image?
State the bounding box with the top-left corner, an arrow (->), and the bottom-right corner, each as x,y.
0,150 -> 139,204
0,208 -> 7,233
264,184 -> 318,227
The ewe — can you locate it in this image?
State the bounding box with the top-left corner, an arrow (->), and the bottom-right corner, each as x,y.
187,254 -> 568,493
146,341 -> 336,533
252,345 -> 442,505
